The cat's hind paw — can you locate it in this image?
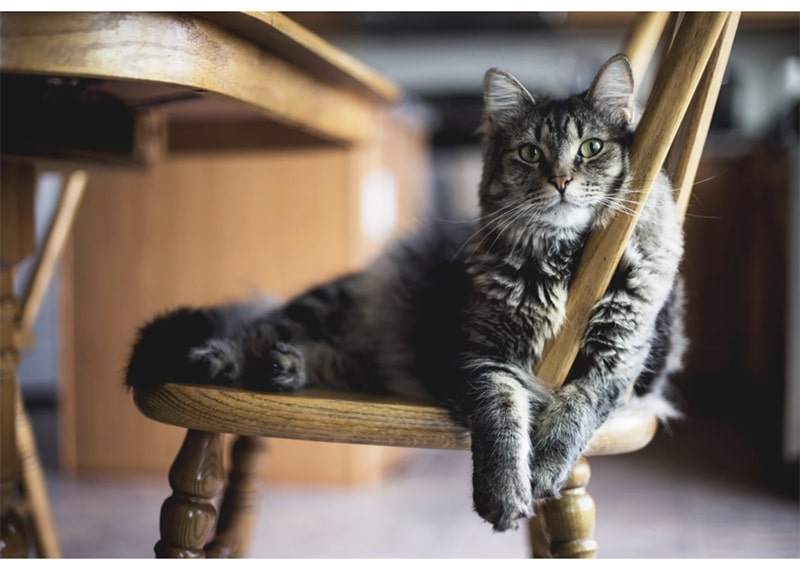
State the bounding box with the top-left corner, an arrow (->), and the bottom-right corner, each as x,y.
245,342 -> 307,392
187,338 -> 242,383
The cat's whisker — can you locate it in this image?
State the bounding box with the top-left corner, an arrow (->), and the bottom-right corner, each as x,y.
599,199 -> 638,218
449,202 -> 526,261
496,205 -> 534,258
692,174 -> 720,187
482,204 -> 535,257
684,213 -> 721,220
429,216 -> 479,224
610,199 -> 649,212
457,204 -> 530,262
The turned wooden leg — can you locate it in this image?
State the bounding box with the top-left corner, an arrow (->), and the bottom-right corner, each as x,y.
528,457 -> 598,558
1,162 -> 36,558
14,170 -> 85,558
206,436 -> 268,558
15,389 -> 61,558
1,282 -> 30,558
155,430 -> 226,558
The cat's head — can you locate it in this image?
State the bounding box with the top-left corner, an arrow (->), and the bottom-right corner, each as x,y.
479,54 -> 636,234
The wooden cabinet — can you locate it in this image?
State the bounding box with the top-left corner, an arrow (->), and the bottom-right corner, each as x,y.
60,113 -> 431,484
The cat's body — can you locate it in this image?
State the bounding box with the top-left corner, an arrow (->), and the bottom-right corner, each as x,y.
126,55 -> 686,532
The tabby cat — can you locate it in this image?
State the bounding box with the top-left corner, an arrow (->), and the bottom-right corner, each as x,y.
126,54 -> 686,532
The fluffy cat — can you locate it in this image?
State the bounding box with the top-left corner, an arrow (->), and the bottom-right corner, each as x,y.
126,54 -> 686,532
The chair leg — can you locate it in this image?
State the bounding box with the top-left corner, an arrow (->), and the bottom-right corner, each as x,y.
527,457 -> 598,558
15,389 -> 61,557
206,436 -> 268,558
1,282 -> 31,558
1,165 -> 36,558
155,430 -> 226,558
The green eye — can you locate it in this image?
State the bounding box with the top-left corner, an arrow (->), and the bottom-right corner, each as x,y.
579,139 -> 603,158
519,144 -> 541,163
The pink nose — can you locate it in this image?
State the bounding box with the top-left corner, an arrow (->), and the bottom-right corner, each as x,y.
550,175 -> 572,192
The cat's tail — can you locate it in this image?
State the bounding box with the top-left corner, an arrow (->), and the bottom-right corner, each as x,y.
125,297 -> 277,392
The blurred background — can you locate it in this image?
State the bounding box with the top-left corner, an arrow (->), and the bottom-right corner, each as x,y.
14,11 -> 800,558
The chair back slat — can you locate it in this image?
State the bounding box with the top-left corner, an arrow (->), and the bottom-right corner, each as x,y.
621,11 -> 670,90
669,13 -> 740,219
534,12 -> 737,390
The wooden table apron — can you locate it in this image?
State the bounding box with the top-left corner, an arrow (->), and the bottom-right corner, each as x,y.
0,12 -> 400,155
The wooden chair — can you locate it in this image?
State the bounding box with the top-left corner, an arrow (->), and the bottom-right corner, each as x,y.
1,169 -> 86,558
133,12 -> 739,558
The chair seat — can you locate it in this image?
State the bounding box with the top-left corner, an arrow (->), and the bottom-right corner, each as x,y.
134,383 -> 658,457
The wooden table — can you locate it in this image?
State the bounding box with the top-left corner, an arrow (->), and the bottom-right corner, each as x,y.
0,11 -> 399,557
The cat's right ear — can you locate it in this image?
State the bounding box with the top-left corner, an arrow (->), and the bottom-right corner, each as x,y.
483,68 -> 536,129
586,54 -> 635,124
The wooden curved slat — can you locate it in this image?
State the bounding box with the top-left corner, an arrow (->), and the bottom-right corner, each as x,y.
135,384 -> 657,457
0,12 -> 398,145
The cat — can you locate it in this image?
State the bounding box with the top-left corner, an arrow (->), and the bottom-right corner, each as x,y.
126,54 -> 686,533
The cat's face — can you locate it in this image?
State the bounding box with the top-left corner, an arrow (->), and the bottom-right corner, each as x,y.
479,55 -> 636,234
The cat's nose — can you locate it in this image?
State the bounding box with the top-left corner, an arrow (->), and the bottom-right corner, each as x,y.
550,175 -> 573,193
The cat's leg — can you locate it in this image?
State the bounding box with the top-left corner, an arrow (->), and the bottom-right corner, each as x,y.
187,316 -> 309,392
530,278 -> 671,499
465,358 -> 549,531
188,307 -> 357,393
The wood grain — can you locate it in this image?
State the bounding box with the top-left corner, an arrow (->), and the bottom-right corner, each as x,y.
18,171 -> 86,336
0,162 -> 36,558
0,12 -> 396,145
134,384 -> 657,457
532,458 -> 598,558
0,162 -> 35,264
205,436 -> 267,558
200,12 -> 399,104
670,13 -> 741,219
136,386 -> 471,451
622,12 -> 670,89
534,12 -> 730,390
12,170 -> 85,558
155,430 -> 226,558
14,388 -> 60,558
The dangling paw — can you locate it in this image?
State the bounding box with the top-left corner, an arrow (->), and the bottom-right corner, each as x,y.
472,450 -> 533,531
530,434 -> 578,500
473,472 -> 533,532
530,454 -> 570,500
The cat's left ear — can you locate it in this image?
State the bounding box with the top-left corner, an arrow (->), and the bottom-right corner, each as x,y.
586,54 -> 635,124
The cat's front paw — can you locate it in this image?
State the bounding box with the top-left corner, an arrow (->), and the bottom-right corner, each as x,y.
473,464 -> 533,532
187,338 -> 242,383
530,436 -> 578,500
530,452 -> 571,500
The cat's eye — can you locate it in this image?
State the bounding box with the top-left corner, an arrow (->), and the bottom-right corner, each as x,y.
518,144 -> 541,163
579,139 -> 603,158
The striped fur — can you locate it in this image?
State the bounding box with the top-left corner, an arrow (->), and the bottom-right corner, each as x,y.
126,55 -> 686,532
